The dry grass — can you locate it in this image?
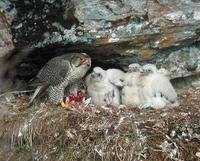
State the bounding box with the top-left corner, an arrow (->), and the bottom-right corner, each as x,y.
0,88 -> 200,161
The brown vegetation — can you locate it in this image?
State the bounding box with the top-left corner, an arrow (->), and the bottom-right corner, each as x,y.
0,88 -> 199,161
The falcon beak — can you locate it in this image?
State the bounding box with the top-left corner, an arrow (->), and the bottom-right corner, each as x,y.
81,58 -> 90,65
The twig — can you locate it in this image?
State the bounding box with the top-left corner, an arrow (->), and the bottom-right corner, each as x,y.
0,90 -> 34,98
0,101 -> 15,106
115,146 -> 123,161
151,127 -> 179,149
151,127 -> 180,159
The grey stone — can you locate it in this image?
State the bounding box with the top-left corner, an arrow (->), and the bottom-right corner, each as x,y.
1,0 -> 200,79
0,1 -> 15,58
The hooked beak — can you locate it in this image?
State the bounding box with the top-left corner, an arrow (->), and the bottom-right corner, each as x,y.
91,72 -> 97,78
139,68 -> 144,74
82,58 -> 90,66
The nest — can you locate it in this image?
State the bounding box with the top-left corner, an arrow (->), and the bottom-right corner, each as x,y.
0,88 -> 200,161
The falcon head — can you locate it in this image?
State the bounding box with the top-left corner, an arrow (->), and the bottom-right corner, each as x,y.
91,67 -> 106,82
142,64 -> 158,75
70,53 -> 91,70
128,63 -> 143,73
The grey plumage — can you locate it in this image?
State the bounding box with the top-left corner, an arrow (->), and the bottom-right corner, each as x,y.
121,63 -> 143,106
64,80 -> 86,95
139,64 -> 179,109
85,67 -> 120,106
29,53 -> 91,105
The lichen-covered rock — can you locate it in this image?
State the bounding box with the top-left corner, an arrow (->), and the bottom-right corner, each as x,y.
5,0 -> 200,78
0,1 -> 16,92
0,0 -> 16,58
162,45 -> 200,78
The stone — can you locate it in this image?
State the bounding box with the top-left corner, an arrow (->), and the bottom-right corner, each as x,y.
0,8 -> 15,58
1,0 -> 200,79
0,2 -> 15,56
0,1 -> 16,91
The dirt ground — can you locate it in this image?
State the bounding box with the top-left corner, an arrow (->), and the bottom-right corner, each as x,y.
0,88 -> 199,161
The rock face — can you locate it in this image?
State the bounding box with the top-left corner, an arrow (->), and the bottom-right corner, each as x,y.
0,0 -> 15,58
2,0 -> 200,78
0,1 -> 16,92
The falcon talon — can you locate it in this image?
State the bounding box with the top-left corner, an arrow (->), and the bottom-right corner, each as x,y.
61,101 -> 73,109
62,91 -> 87,109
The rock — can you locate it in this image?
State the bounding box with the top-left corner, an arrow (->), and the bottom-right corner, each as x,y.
0,0 -> 16,58
0,12 -> 15,58
0,78 -> 12,93
161,45 -> 200,79
0,1 -> 16,92
2,0 -> 200,79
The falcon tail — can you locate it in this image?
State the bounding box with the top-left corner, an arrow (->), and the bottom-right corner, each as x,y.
29,85 -> 44,105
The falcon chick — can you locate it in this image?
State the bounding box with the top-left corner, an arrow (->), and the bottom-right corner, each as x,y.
85,67 -> 120,106
29,53 -> 91,105
106,68 -> 125,87
139,64 -> 179,109
121,63 -> 143,106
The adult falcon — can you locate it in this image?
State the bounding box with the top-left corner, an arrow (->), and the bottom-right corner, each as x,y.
29,53 -> 91,105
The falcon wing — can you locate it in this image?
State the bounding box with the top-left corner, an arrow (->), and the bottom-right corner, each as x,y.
152,75 -> 177,103
31,57 -> 70,86
85,74 -> 91,86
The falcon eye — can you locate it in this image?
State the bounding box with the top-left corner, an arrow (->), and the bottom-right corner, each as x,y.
82,53 -> 87,56
97,73 -> 101,77
71,56 -> 82,67
128,67 -> 135,72
131,67 -> 137,72
120,79 -> 124,82
95,73 -> 103,80
144,69 -> 150,73
148,69 -> 153,73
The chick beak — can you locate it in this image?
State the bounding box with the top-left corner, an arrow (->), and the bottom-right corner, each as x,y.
81,58 -> 90,65
139,68 -> 144,74
91,72 -> 97,78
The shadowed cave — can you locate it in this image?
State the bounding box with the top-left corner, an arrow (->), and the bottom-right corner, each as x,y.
1,45 -> 125,87
1,45 -> 199,94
